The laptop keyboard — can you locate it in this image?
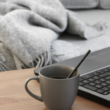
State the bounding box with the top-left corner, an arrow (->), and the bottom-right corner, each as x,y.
80,66 -> 110,95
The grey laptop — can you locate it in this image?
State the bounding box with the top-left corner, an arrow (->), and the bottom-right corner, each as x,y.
35,47 -> 110,106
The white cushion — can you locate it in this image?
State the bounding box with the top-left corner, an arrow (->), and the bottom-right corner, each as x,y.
99,0 -> 110,9
60,0 -> 99,9
60,10 -> 110,55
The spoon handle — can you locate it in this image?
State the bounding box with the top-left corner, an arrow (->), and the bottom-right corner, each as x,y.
67,50 -> 91,78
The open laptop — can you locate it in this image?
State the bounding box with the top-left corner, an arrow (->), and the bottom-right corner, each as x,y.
34,47 -> 110,106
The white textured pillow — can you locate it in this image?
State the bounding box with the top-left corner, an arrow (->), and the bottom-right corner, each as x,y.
60,0 -> 99,9
99,0 -> 110,9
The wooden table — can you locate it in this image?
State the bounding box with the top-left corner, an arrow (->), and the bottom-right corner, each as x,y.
0,68 -> 110,110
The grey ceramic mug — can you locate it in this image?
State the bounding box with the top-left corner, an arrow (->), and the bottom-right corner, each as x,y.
25,65 -> 79,110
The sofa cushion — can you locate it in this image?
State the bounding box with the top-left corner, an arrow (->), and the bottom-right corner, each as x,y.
99,0 -> 110,9
59,9 -> 110,56
60,0 -> 99,9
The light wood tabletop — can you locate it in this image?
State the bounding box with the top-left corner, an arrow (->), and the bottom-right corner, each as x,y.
0,68 -> 110,110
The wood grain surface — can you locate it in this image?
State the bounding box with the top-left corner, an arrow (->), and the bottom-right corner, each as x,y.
0,68 -> 110,110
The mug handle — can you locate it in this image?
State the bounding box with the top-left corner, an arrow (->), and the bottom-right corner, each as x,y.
25,76 -> 43,102
34,68 -> 40,76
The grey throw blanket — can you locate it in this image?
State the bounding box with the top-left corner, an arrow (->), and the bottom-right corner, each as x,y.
0,0 -> 107,71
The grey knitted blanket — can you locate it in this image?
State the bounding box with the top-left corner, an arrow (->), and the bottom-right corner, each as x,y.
0,0 -> 107,71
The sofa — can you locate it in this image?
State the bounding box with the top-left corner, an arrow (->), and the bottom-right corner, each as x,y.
0,0 -> 110,71
59,0 -> 110,55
